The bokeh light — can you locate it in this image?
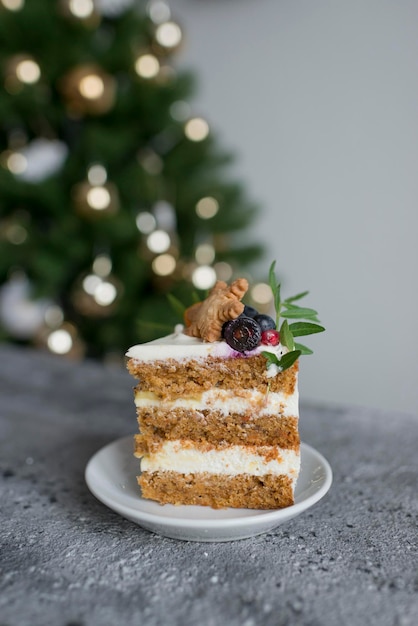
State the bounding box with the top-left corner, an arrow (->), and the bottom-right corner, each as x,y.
214,262 -> 233,282
192,265 -> 217,290
15,58 -> 41,84
87,164 -> 107,185
86,186 -> 111,211
185,117 -> 209,142
92,254 -> 112,277
251,282 -> 273,306
79,74 -> 104,100
6,151 -> 27,174
1,0 -> 25,10
136,211 -> 156,234
155,21 -> 182,49
152,253 -> 176,276
147,229 -> 171,253
195,243 -> 215,265
196,196 -> 219,219
68,0 -> 94,19
47,327 -> 73,355
135,53 -> 160,79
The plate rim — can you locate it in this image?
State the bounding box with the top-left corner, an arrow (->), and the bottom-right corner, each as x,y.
85,436 -> 333,530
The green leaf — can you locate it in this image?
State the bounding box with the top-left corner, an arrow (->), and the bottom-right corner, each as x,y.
279,319 -> 295,350
268,260 -> 277,294
268,260 -> 281,322
166,293 -> 186,319
284,290 -> 309,303
278,349 -> 301,371
289,322 -> 325,337
281,306 -> 319,319
295,342 -> 314,355
261,351 -> 280,368
261,349 -> 301,372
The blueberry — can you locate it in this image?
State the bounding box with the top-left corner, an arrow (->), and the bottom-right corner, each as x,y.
254,314 -> 276,331
242,305 -> 259,318
223,316 -> 262,352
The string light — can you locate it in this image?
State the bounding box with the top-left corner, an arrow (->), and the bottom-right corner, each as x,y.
136,211 -> 156,234
92,254 -> 112,277
82,273 -> 101,295
94,280 -> 117,306
37,320 -> 84,359
147,0 -> 170,23
16,58 -> 40,83
47,327 -> 73,354
152,253 -> 176,276
68,0 -> 95,19
155,21 -> 182,50
196,196 -> 219,219
60,64 -> 116,115
195,243 -> 215,265
1,0 -> 25,12
135,53 -> 160,79
86,186 -> 111,211
87,163 -> 107,185
74,266 -> 121,317
72,178 -> 119,217
5,151 -> 27,174
192,265 -> 217,290
44,305 -> 64,328
251,283 -> 273,306
79,74 -> 104,99
214,262 -> 233,282
184,117 -> 209,142
147,229 -> 171,253
4,55 -> 41,93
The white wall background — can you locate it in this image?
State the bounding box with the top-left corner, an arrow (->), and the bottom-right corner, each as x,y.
168,0 -> 418,416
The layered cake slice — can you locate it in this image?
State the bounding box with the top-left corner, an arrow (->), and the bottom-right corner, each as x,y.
126,266 -> 324,509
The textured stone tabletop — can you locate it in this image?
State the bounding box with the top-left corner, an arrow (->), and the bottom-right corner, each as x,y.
0,345 -> 417,626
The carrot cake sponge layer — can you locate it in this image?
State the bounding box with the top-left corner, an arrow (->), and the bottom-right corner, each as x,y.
127,327 -> 300,509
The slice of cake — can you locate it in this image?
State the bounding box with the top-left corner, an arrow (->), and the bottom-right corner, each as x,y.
126,265 -> 324,509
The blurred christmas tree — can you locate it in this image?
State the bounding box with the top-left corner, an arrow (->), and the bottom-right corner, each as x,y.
0,0 -> 263,360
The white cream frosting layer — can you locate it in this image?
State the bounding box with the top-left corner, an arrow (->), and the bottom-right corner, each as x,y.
134,388 -> 299,418
126,326 -> 288,366
138,440 -> 300,481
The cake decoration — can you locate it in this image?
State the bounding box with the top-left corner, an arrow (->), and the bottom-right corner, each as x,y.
183,277 -> 248,342
126,261 -> 325,510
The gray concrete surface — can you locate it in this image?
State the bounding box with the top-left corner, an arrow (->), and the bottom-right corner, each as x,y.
0,344 -> 417,626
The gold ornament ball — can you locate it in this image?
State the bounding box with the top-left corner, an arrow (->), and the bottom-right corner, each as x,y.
4,54 -> 41,94
72,181 -> 119,218
71,272 -> 121,318
59,64 -> 116,115
151,20 -> 183,58
35,322 -> 85,360
59,0 -> 100,27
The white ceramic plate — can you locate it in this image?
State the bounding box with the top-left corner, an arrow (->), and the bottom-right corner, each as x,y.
85,436 -> 332,542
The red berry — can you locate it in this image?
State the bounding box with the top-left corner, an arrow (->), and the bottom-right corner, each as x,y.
261,329 -> 280,346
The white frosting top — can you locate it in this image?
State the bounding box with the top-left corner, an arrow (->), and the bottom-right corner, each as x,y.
126,325 -> 288,364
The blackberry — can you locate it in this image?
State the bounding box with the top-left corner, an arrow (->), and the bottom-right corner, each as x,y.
223,316 -> 262,352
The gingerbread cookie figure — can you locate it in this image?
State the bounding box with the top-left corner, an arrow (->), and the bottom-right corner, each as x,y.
184,278 -> 248,342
